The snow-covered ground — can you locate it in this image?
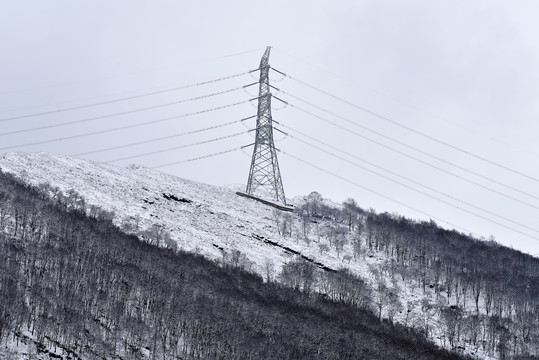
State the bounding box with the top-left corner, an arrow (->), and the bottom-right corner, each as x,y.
0,152 -> 495,359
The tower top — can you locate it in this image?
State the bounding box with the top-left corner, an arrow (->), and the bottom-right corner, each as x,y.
259,46 -> 271,67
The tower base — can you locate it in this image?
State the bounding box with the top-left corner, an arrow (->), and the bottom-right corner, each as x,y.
236,192 -> 294,212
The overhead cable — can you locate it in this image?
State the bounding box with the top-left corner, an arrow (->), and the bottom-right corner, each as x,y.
0,71 -> 248,122
106,131 -> 246,163
282,91 -> 539,202
0,100 -> 248,151
283,126 -> 539,238
280,150 -> 479,238
154,147 -> 241,168
73,118 -> 248,157
0,86 -> 243,137
286,101 -> 539,211
271,49 -> 539,159
284,73 -> 539,184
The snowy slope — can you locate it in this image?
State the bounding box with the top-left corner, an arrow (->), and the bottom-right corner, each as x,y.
0,152 -> 336,277
0,152 -> 495,359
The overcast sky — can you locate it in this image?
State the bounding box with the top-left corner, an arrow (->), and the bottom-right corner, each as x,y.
1,1 -> 538,256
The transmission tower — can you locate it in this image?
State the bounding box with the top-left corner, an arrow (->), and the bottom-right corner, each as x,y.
245,46 -> 287,205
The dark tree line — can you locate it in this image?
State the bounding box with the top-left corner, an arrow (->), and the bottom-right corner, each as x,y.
296,192 -> 539,359
0,170 -> 471,359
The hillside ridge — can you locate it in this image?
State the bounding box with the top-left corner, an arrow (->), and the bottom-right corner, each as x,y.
1,152 -> 537,359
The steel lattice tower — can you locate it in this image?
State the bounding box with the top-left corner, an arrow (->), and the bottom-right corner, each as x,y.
245,47 -> 287,205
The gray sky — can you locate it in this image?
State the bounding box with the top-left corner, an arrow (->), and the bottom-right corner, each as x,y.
1,1 -> 539,256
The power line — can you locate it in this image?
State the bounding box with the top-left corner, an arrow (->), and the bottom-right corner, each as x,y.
0,100 -> 248,151
282,126 -> 539,238
0,71 -> 248,123
154,147 -> 241,169
280,150 -> 480,238
272,49 -> 539,160
220,48 -> 265,59
284,124 -> 539,234
0,86 -> 243,137
1,49 -> 262,99
73,118 -> 248,157
282,90 -> 539,202
106,131 -> 246,163
283,72 -> 539,184
285,100 -> 539,211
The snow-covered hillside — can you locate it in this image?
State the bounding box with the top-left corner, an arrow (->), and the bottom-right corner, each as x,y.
0,152 -> 338,276
0,152 -> 508,359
